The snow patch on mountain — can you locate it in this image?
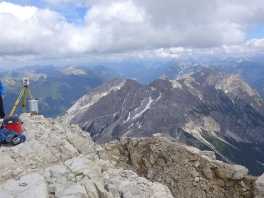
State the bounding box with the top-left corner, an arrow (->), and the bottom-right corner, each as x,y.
132,97 -> 153,120
124,94 -> 162,124
124,112 -> 131,123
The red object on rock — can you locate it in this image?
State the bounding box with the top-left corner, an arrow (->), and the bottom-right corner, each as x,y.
3,116 -> 23,133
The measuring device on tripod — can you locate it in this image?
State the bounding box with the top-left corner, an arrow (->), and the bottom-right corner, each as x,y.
9,78 -> 39,117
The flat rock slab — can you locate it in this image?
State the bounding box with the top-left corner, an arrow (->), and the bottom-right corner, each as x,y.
0,173 -> 48,198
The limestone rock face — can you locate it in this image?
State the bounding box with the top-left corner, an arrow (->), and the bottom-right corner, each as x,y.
116,136 -> 262,198
0,114 -> 173,198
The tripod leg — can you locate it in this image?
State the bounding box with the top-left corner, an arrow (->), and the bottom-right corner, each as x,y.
9,88 -> 26,117
23,90 -> 27,113
27,88 -> 34,100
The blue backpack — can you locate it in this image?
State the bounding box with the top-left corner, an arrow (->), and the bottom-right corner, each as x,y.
0,128 -> 26,146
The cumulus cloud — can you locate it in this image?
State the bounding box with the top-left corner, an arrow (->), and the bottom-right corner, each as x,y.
0,2 -> 37,21
0,2 -> 67,56
0,0 -> 264,66
154,38 -> 264,59
246,39 -> 264,48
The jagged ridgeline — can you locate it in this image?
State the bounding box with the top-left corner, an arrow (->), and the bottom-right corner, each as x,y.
60,68 -> 264,176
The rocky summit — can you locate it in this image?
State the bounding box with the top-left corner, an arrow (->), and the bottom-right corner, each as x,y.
0,114 -> 173,198
0,114 -> 264,197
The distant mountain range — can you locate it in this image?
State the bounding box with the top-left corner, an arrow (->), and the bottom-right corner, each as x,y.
88,65 -> 122,80
100,60 -> 168,84
2,56 -> 264,118
161,59 -> 264,101
99,58 -> 264,100
1,65 -> 106,118
162,59 -> 264,84
87,57 -> 264,84
59,68 -> 264,176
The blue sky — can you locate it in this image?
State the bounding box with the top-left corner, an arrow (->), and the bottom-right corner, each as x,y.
246,25 -> 264,40
0,0 -> 264,68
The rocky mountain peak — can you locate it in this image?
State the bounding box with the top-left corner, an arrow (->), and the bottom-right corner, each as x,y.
23,72 -> 48,81
61,65 -> 86,75
190,68 -> 264,109
124,78 -> 143,87
158,74 -> 169,81
59,68 -> 264,175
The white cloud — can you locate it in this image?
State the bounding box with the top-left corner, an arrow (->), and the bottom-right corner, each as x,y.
155,49 -> 179,58
245,39 -> 264,48
0,0 -> 264,67
170,47 -> 185,54
222,45 -> 245,54
0,2 -> 67,56
0,2 -> 37,21
85,1 -> 145,24
154,38 -> 264,59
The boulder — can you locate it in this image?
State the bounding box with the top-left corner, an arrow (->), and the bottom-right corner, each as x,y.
232,165 -> 248,180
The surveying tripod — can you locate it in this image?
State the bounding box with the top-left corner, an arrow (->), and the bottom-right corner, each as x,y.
9,83 -> 34,117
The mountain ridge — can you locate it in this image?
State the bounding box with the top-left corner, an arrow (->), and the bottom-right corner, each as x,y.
59,68 -> 264,175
